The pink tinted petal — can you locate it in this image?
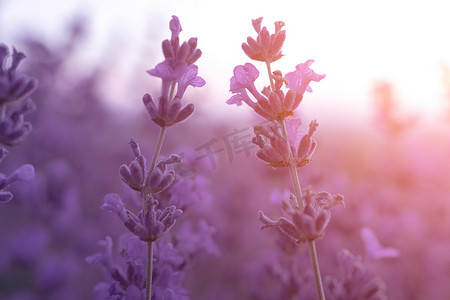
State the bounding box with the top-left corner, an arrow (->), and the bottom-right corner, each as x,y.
227,94 -> 244,106
285,69 -> 301,92
285,60 -> 325,95
230,63 -> 259,91
252,17 -> 263,33
259,27 -> 270,50
190,76 -> 206,87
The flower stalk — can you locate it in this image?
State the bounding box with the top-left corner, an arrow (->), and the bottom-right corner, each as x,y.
100,15 -> 205,299
277,75 -> 325,300
228,18 -> 338,300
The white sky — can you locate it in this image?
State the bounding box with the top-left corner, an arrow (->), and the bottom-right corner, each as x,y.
1,0 -> 450,125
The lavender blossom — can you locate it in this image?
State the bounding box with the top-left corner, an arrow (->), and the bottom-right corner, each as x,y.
326,249 -> 388,300
0,44 -> 38,105
241,17 -> 286,63
0,44 -> 37,203
259,188 -> 343,244
119,138 -> 181,194
102,193 -> 182,243
87,235 -> 190,300
145,16 -> 205,128
252,120 -> 318,169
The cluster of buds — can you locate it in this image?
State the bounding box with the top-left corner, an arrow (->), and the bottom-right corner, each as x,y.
107,138 -> 183,241
102,193 -> 182,243
119,138 -> 180,194
145,16 -> 205,128
259,188 -> 343,244
0,45 -> 38,106
227,60 -> 325,122
0,44 -> 37,203
227,18 -> 325,122
241,17 -> 286,63
252,119 -> 318,169
0,45 -> 37,146
326,249 -> 387,300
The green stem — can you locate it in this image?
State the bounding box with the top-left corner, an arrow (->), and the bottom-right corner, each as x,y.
145,241 -> 154,300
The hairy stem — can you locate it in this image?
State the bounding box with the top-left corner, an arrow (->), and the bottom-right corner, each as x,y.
145,241 -> 154,300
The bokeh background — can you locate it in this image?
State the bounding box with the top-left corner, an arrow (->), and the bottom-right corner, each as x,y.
1,0 -> 450,299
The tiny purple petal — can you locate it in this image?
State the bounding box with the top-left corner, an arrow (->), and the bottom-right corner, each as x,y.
102,193 -> 124,213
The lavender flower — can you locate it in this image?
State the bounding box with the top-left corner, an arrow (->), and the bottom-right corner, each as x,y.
0,44 -> 38,105
0,45 -> 37,147
87,235 -> 190,300
145,16 -> 205,128
86,236 -> 146,299
252,120 -> 318,169
241,17 -> 286,63
227,19 -> 324,122
227,16 -> 332,300
102,193 -> 182,243
326,249 -> 388,300
259,188 -> 343,243
0,44 -> 37,203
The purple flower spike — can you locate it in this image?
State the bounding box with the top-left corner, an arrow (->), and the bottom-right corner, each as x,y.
259,188 -> 343,244
326,249 -> 388,300
252,121 -> 318,169
242,17 -> 286,63
102,193 -> 182,242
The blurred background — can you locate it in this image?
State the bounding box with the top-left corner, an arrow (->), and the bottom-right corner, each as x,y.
1,0 -> 450,299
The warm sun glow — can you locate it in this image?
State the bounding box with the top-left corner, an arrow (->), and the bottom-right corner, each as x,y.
2,0 -> 449,122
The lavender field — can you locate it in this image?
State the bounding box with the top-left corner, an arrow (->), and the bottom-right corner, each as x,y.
1,1 -> 450,299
